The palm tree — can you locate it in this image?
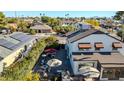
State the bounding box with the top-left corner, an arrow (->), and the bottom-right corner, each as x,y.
40,13 -> 42,22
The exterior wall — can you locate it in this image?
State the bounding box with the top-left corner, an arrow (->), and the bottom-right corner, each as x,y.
100,67 -> 124,81
0,61 -> 3,73
70,34 -> 124,55
2,40 -> 35,67
67,33 -> 124,77
3,47 -> 24,67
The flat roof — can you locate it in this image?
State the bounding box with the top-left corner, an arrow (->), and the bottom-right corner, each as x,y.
72,52 -> 124,64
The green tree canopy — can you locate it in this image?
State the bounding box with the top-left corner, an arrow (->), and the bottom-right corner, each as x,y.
114,11 -> 124,20
0,12 -> 6,27
117,25 -> 124,41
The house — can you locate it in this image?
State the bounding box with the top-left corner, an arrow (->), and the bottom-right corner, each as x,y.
75,22 -> 92,30
0,32 -> 37,73
30,23 -> 53,34
61,19 -> 78,26
66,29 -> 124,80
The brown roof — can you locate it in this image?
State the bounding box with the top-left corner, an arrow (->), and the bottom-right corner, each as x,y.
101,64 -> 124,68
113,42 -> 122,48
30,24 -> 52,30
78,43 -> 92,49
72,52 -> 124,65
95,42 -> 104,48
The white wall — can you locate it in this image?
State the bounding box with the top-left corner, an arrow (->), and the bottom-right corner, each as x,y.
69,34 -> 124,55
0,61 -> 3,73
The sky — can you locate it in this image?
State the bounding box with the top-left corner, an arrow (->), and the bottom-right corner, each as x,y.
3,11 -> 116,18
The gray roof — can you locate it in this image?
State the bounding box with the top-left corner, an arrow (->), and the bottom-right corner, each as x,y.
0,39 -> 15,50
0,32 -> 35,59
30,24 -> 52,30
67,29 -> 123,43
67,29 -> 103,43
10,32 -> 33,42
0,45 -> 12,58
9,32 -> 35,50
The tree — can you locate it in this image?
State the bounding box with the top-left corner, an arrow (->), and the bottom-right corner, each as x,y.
8,25 -> 16,32
114,11 -> 124,20
117,25 -> 124,42
17,20 -> 29,32
7,18 -> 17,23
29,29 -> 36,35
41,16 -> 50,23
80,17 -> 85,21
84,19 -> 100,27
0,12 -> 6,27
45,36 -> 57,46
53,25 -> 75,34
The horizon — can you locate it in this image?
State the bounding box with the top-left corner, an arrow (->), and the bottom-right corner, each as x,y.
3,11 -> 116,18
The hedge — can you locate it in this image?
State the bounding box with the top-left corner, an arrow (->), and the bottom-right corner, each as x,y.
0,39 -> 46,81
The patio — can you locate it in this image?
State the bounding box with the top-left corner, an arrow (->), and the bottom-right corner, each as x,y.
33,48 -> 73,81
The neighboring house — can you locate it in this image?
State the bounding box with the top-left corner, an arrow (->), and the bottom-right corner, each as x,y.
61,19 -> 78,26
66,29 -> 124,80
30,23 -> 53,34
0,32 -> 36,73
75,22 -> 92,30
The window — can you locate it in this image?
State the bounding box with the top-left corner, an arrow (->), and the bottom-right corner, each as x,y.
112,47 -> 118,50
95,48 -> 100,51
79,62 -> 94,68
102,70 -> 108,78
120,70 -> 124,78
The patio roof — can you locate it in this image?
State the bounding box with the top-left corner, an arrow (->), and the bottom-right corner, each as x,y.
72,52 -> 124,65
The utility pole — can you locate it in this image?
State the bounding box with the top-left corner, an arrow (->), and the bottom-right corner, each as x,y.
15,11 -> 17,18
